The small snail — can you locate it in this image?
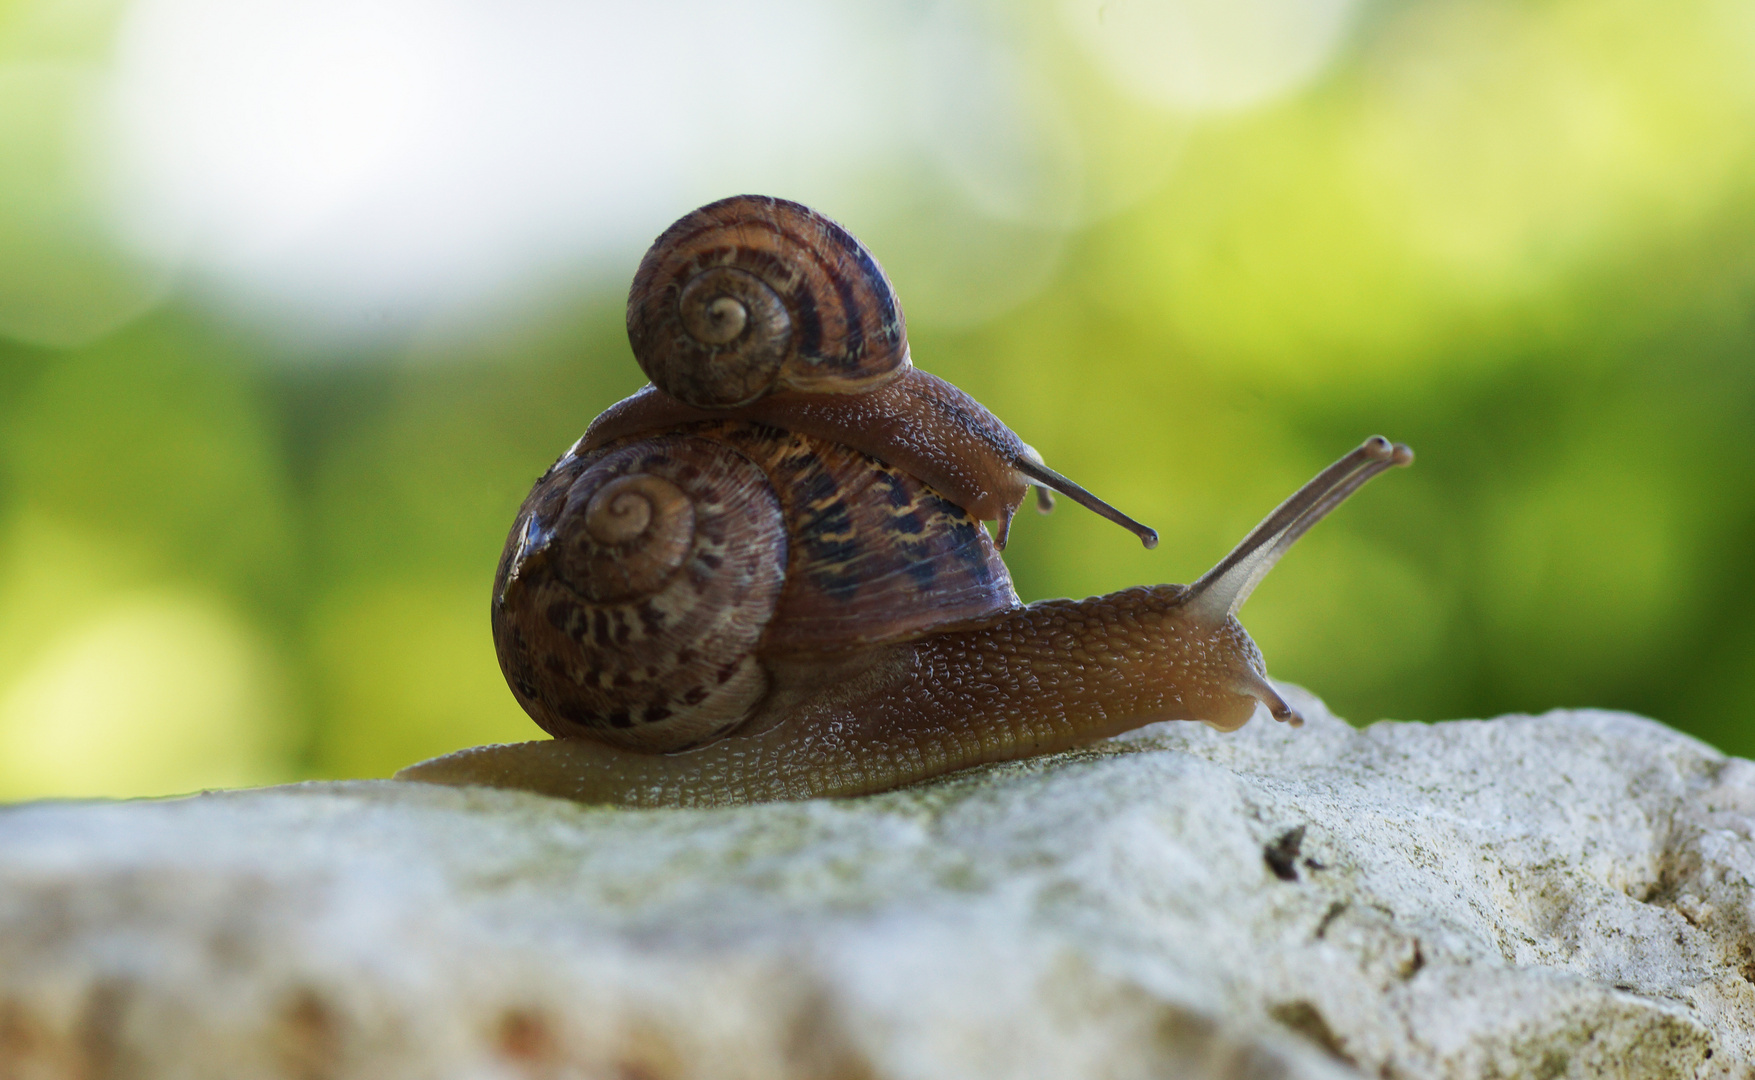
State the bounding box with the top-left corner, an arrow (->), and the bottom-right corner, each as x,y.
397,195 -> 1411,808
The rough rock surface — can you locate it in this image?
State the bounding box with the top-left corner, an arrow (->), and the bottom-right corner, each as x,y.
2,687 -> 1753,1080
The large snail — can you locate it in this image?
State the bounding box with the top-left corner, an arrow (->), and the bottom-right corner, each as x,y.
397,195 -> 1411,808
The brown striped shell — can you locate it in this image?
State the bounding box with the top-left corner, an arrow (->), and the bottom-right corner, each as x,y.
626,195 -> 909,408
492,422 -> 1018,752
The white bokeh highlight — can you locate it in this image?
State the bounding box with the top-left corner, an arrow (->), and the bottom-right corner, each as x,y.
1060,0 -> 1360,113
90,0 -> 1359,349
100,0 -> 911,344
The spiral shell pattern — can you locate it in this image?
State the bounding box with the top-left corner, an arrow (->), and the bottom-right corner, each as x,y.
627,195 -> 909,408
493,421 -> 1019,753
493,433 -> 787,751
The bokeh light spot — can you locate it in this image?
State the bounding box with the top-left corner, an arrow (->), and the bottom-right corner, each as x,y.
0,594 -> 290,800
1060,0 -> 1360,114
312,584 -> 532,779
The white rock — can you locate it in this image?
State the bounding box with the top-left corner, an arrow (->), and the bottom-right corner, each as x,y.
1,687 -> 1752,1080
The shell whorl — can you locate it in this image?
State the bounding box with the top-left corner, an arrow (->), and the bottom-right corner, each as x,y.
563,473 -> 695,602
493,434 -> 787,752
493,421 -> 1020,754
627,195 -> 909,408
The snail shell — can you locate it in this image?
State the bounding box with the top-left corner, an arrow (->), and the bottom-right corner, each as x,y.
627,195 -> 908,408
605,195 -> 1159,549
493,421 -> 1018,752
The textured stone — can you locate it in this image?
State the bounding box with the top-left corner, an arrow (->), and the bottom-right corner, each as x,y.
1,686 -> 1752,1079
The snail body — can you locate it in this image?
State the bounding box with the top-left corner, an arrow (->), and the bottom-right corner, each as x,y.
396,195 -> 1412,807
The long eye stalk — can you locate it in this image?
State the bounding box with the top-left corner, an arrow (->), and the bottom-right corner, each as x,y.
1184,436 -> 1413,628
1012,454 -> 1160,549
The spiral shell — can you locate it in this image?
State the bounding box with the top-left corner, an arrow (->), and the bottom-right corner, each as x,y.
626,195 -> 909,408
492,422 -> 1018,752
494,433 -> 787,751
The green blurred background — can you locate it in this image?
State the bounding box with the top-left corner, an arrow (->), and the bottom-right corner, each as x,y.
1,0 -> 1752,800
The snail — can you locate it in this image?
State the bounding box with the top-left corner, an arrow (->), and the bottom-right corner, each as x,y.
396,194 -> 1412,808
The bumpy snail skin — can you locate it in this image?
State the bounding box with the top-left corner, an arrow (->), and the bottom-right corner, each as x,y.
398,588 -> 1276,808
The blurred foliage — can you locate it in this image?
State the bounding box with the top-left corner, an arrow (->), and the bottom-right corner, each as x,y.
0,0 -> 1752,799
